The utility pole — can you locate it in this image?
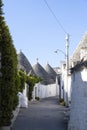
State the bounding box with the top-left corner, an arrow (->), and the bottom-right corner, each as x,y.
54,33 -> 69,107
65,33 -> 69,107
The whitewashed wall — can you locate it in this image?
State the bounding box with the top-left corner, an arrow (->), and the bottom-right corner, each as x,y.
60,75 -> 64,99
64,74 -> 71,102
60,63 -> 71,103
61,70 -> 71,102
33,82 -> 59,99
23,83 -> 29,97
68,68 -> 87,130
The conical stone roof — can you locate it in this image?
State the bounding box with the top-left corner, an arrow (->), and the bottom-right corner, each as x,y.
18,51 -> 35,75
33,62 -> 54,85
44,63 -> 57,82
71,32 -> 87,62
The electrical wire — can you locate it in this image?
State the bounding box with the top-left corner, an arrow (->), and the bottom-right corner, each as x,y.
43,0 -> 67,34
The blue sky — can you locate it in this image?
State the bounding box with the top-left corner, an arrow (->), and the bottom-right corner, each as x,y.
3,0 -> 87,67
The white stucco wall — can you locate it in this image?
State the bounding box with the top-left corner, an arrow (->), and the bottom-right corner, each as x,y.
68,68 -> 87,130
67,75 -> 71,102
60,62 -> 71,103
23,83 -> 29,97
34,82 -> 59,99
61,71 -> 71,103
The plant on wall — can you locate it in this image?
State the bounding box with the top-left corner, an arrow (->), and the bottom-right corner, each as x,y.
18,70 -> 26,92
18,70 -> 41,100
26,75 -> 42,100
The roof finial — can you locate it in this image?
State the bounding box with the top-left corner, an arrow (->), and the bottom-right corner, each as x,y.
47,61 -> 49,64
20,49 -> 22,52
36,58 -> 39,63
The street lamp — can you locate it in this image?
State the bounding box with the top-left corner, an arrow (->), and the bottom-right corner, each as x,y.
54,34 -> 69,107
54,49 -> 66,58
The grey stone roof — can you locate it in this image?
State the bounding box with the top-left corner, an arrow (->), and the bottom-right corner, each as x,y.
70,32 -> 87,63
17,51 -> 35,75
33,62 -> 54,85
44,63 -> 57,82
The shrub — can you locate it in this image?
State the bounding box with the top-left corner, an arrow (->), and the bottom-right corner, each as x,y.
35,97 -> 40,101
19,70 -> 26,92
59,98 -> 64,103
61,101 -> 66,106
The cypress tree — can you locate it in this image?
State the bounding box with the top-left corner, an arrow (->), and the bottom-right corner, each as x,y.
0,0 -> 18,126
0,0 -> 3,15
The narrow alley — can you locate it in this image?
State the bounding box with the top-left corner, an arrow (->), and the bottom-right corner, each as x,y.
12,96 -> 67,130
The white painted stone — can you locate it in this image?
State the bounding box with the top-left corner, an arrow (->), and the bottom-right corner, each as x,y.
23,83 -> 29,97
61,69 -> 71,102
34,83 -> 58,99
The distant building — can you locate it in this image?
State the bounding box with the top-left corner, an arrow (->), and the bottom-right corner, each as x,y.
44,63 -> 57,83
53,67 -> 61,74
33,62 -> 54,85
18,50 -> 59,85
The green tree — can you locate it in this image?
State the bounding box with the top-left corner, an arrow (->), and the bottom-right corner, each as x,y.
19,70 -> 26,92
0,0 -> 19,126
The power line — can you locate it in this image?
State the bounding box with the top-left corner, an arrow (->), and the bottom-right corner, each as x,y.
43,0 -> 67,34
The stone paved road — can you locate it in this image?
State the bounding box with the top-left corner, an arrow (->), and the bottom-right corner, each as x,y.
12,96 -> 67,130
